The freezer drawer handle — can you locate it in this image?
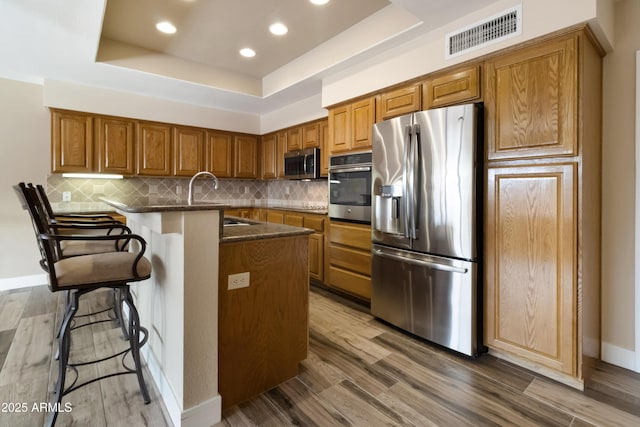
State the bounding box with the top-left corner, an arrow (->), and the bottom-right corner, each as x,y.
374,249 -> 468,274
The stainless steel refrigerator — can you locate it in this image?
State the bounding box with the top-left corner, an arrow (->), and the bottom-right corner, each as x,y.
371,103 -> 482,356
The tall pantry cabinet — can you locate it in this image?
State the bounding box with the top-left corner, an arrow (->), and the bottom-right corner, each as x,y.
483,27 -> 603,386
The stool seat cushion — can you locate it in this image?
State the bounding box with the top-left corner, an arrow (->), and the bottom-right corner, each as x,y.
54,252 -> 152,288
60,240 -> 121,257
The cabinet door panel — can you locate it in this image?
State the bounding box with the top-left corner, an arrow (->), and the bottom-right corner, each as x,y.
267,211 -> 284,224
351,98 -> 375,150
173,126 -> 204,176
234,135 -> 258,178
309,233 -> 324,281
261,133 -> 277,180
378,83 -> 421,121
136,122 -> 172,176
277,131 -> 287,178
97,117 -> 134,174
284,214 -> 304,227
485,164 -> 576,374
302,123 -> 320,149
51,110 -> 93,173
423,65 -> 480,109
287,127 -> 302,152
486,37 -> 577,160
319,120 -> 329,177
206,131 -> 233,178
328,105 -> 350,154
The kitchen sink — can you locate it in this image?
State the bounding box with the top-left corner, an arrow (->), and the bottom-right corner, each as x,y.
223,218 -> 250,227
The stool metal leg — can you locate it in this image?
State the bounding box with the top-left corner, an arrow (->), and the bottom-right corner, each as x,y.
123,286 -> 151,403
48,290 -> 79,427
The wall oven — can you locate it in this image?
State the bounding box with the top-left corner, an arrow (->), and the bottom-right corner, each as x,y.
328,152 -> 372,224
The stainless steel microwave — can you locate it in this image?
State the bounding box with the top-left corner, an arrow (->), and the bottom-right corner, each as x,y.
284,147 -> 320,180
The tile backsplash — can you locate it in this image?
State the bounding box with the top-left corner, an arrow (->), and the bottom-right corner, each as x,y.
47,175 -> 328,211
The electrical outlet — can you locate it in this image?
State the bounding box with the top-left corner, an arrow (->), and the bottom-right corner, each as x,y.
62,191 -> 71,202
176,185 -> 182,195
228,272 -> 250,290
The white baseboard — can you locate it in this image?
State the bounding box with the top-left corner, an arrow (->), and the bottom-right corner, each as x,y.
181,395 -> 222,427
601,341 -> 638,372
141,346 -> 222,427
0,274 -> 46,291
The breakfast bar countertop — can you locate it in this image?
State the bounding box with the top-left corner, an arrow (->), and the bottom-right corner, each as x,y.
99,196 -> 230,213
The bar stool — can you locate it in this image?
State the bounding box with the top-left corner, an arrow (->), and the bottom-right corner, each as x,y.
27,183 -> 133,338
14,183 -> 152,426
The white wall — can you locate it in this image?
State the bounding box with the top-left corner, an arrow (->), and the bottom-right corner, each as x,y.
321,0 -> 611,106
43,80 -> 261,134
0,78 -> 49,286
601,0 -> 640,371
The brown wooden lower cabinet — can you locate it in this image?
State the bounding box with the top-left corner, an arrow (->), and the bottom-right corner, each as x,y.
485,163 -> 577,376
218,235 -> 309,409
328,221 -> 372,300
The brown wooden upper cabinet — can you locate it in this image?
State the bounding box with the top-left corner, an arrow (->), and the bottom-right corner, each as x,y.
51,110 -> 94,173
277,131 -> 287,179
205,130 -> 234,178
376,83 -> 422,121
136,122 -> 172,176
423,65 -> 481,110
485,38 -> 577,161
206,131 -> 258,179
302,122 -> 320,149
261,133 -> 277,180
261,128 -> 292,180
286,127 -> 302,152
233,134 -> 258,179
96,116 -> 135,175
173,125 -> 204,177
328,96 -> 375,155
319,119 -> 329,177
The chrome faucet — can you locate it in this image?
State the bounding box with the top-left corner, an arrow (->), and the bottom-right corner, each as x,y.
188,171 -> 219,205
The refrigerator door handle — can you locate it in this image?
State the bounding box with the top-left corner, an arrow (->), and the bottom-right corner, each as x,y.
403,125 -> 412,238
373,248 -> 468,274
408,124 -> 419,239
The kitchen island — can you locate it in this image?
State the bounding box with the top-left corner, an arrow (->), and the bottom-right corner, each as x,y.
219,217 -> 313,408
100,197 -> 313,427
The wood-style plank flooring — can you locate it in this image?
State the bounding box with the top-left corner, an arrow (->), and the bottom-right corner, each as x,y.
0,285 -> 639,426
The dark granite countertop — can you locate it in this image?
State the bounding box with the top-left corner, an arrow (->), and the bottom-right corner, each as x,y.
100,196 -> 230,213
259,206 -> 328,216
220,216 -> 313,243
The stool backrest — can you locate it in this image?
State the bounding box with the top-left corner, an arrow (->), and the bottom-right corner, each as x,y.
13,182 -> 61,291
34,183 -> 57,221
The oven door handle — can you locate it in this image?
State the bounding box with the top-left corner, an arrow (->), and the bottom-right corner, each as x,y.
329,166 -> 371,173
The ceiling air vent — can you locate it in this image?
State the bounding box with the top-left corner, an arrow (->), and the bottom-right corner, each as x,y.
446,4 -> 522,59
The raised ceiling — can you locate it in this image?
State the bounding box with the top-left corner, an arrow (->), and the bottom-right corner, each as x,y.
100,0 -> 391,78
0,0 -> 504,115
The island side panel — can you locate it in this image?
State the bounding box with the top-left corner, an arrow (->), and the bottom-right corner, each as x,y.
124,211 -> 187,409
183,210 -> 220,411
218,235 -> 309,410
121,209 -> 222,427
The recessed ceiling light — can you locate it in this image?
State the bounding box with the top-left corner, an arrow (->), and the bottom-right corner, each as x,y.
156,21 -> 177,34
269,22 -> 288,36
310,0 -> 330,5
239,48 -> 256,58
